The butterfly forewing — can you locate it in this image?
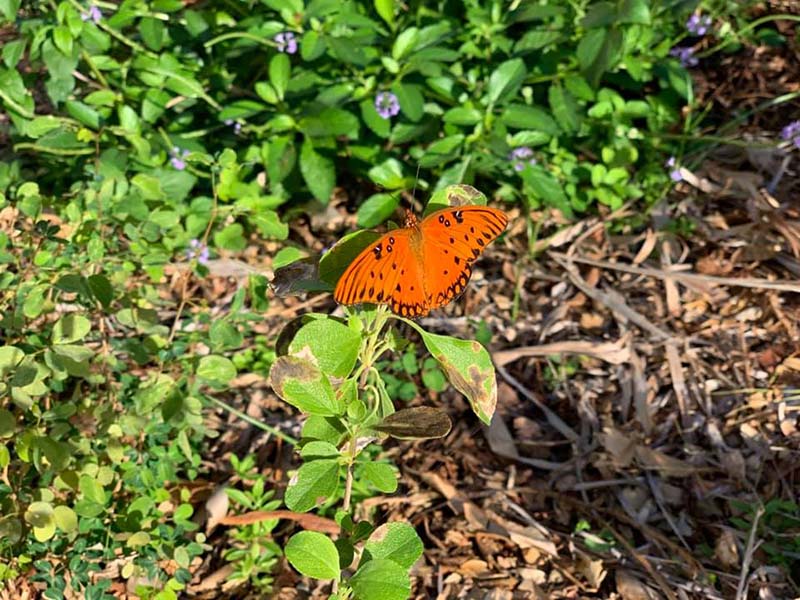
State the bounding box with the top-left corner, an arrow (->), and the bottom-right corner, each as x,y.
419,206 -> 508,310
333,229 -> 429,317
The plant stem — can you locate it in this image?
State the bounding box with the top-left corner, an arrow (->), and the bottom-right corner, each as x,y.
342,437 -> 357,513
204,395 -> 298,445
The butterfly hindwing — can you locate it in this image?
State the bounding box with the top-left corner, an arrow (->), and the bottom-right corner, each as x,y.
419,206 -> 508,310
333,229 -> 430,317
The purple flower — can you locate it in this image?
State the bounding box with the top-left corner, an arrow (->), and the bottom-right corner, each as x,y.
686,13 -> 712,36
170,146 -> 190,170
781,120 -> 800,148
275,32 -> 297,54
666,156 -> 683,182
224,119 -> 243,135
186,239 -> 210,265
375,92 -> 401,120
669,46 -> 698,68
509,146 -> 537,171
81,5 -> 102,23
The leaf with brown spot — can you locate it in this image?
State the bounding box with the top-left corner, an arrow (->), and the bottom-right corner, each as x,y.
424,183 -> 488,215
416,330 -> 497,424
374,406 -> 452,439
268,356 -> 344,416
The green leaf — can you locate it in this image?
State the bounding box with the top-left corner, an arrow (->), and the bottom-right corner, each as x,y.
617,0 -> 651,24
0,409 -> 15,437
1,37 -> 24,67
37,436 -> 71,472
140,17 -> 166,50
424,184 -> 487,215
360,98 -> 391,138
300,440 -> 339,460
302,416 -> 347,445
273,247 -> 307,270
209,321 -> 243,351
523,165 -> 573,218
299,107 -> 359,139
264,136 -> 296,183
214,222 -> 246,251
417,330 -> 497,424
581,2 -> 616,28
392,27 -> 419,60
53,26 -> 73,56
500,104 -> 559,134
487,58 -> 526,105
515,29 -> 562,52
87,274 -> 114,308
548,85 -> 581,133
220,99 -> 267,120
357,193 -> 399,228
301,30 -> 326,61
508,131 -> 550,147
300,139 -> 335,203
269,53 -> 291,100
442,106 -> 482,126
391,82 -> 424,122
196,355 -> 237,386
374,0 -> 395,28
53,505 -> 77,533
65,100 -> 101,129
0,346 -> 24,378
577,27 -> 622,87
284,459 -> 340,512
51,314 -> 91,344
269,356 -> 344,416
288,318 -> 361,378
363,463 -> 398,493
328,36 -> 368,66
0,0 -> 21,22
350,558 -> 410,600
368,158 -> 406,189
362,522 -> 423,568
24,501 -> 55,542
127,531 -> 151,548
285,531 -> 340,580
252,210 -> 289,240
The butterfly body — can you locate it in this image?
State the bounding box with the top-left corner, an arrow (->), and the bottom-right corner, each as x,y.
334,205 -> 508,317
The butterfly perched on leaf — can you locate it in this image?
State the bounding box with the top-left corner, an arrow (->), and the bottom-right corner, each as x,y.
333,192 -> 508,318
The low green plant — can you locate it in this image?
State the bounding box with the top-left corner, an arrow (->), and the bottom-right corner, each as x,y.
224,454 -> 283,593
268,188 -> 501,597
730,499 -> 800,574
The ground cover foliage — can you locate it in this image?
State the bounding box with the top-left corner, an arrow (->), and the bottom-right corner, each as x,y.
1,0 -> 800,598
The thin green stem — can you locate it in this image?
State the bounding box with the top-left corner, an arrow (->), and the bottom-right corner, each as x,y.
0,90 -> 34,118
204,394 -> 298,445
698,14 -> 800,57
341,437 -> 357,513
654,133 -> 777,149
205,31 -> 276,50
80,49 -> 110,89
13,143 -> 94,156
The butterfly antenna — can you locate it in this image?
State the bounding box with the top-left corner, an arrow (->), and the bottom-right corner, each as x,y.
411,163 -> 421,201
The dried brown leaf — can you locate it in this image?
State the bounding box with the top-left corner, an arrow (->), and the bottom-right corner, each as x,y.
600,427 -> 636,468
220,510 -> 339,534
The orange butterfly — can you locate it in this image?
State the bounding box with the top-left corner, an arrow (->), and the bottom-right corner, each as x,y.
334,205 -> 508,317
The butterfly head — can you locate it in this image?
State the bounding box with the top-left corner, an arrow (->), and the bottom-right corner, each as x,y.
403,209 -> 418,229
